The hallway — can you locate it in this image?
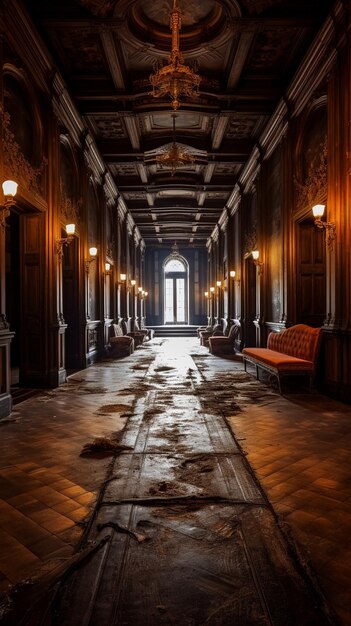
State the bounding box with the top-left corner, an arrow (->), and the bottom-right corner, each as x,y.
0,339 -> 349,624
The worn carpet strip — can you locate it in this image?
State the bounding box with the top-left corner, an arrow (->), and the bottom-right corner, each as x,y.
21,342 -> 333,625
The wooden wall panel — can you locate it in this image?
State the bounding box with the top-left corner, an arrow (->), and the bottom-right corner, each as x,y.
20,213 -> 45,385
263,148 -> 283,324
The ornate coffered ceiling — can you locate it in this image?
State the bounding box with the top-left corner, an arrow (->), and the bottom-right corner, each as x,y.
24,0 -> 332,246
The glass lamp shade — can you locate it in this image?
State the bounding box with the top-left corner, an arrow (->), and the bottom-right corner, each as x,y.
89,246 -> 97,257
210,287 -> 215,293
312,204 -> 325,218
230,270 -> 236,278
144,291 -> 148,297
105,262 -> 111,271
252,250 -> 260,261
204,291 -> 209,297
120,273 -> 126,281
131,279 -> 136,286
216,281 -> 221,287
65,223 -> 75,235
2,179 -> 18,197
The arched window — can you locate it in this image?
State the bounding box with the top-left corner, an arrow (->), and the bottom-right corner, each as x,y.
164,255 -> 188,324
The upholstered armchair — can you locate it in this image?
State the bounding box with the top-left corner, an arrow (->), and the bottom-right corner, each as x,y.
109,323 -> 135,358
199,323 -> 224,347
123,319 -> 145,348
135,319 -> 155,341
208,323 -> 240,356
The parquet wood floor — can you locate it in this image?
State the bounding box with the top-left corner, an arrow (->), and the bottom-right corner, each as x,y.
0,339 -> 348,625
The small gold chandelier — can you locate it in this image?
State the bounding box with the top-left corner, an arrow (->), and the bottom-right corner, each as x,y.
149,0 -> 201,111
156,114 -> 195,175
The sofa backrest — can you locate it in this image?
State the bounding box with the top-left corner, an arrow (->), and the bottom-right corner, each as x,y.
267,324 -> 322,365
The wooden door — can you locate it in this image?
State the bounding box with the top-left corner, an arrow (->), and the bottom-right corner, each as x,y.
20,213 -> 45,386
297,222 -> 326,326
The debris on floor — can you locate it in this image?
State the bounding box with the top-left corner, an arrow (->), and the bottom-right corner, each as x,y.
80,436 -> 132,457
97,522 -> 147,543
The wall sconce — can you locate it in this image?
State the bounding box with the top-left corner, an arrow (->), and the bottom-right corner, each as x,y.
210,286 -> 215,296
105,262 -> 112,274
312,204 -> 336,251
216,280 -> 222,289
230,269 -> 240,285
204,291 -> 209,298
0,179 -> 18,228
252,250 -> 264,275
85,246 -> 97,272
119,273 -> 126,283
131,279 -> 136,288
56,223 -> 76,257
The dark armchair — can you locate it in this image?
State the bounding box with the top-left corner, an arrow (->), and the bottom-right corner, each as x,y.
208,322 -> 240,356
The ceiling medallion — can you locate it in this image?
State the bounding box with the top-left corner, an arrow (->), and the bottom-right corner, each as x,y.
156,114 -> 195,175
149,0 -> 201,111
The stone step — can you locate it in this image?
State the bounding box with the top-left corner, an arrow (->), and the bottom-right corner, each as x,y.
148,324 -> 198,337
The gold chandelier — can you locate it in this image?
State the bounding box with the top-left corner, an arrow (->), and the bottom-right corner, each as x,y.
149,0 -> 201,111
156,114 -> 195,175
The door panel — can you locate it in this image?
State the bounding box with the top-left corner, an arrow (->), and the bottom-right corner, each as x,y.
20,213 -> 45,385
165,278 -> 174,323
164,274 -> 188,324
297,223 -> 326,326
176,278 -> 185,323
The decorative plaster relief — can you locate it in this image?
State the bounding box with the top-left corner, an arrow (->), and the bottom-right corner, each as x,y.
226,115 -> 258,139
244,223 -> 257,256
58,32 -> 106,74
2,109 -> 46,196
295,136 -> 327,212
93,116 -> 127,140
59,180 -> 82,226
76,0 -> 116,17
249,29 -> 300,71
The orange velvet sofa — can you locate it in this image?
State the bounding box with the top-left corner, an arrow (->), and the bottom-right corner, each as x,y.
242,324 -> 322,393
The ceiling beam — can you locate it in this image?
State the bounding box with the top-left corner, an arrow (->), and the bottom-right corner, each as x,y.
121,114 -> 141,150
119,184 -> 233,192
211,115 -> 229,150
226,32 -> 256,90
99,31 -> 125,90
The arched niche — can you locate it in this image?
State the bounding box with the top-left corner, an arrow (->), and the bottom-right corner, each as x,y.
59,136 -> 81,227
295,97 -> 327,215
3,64 -> 46,198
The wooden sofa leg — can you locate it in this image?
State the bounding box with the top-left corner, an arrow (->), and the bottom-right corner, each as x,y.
277,375 -> 282,394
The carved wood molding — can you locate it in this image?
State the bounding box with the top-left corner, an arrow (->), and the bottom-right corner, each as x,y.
0,313 -> 10,330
